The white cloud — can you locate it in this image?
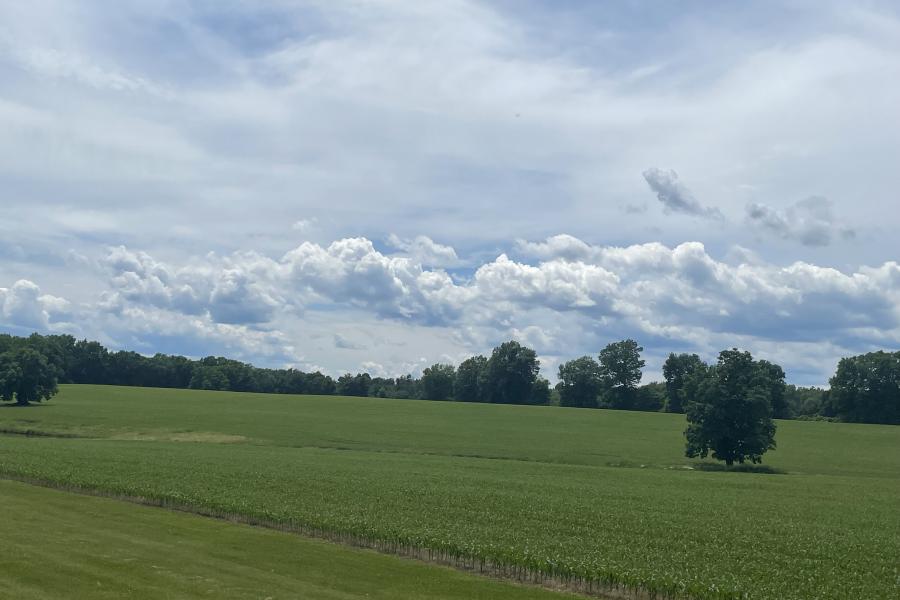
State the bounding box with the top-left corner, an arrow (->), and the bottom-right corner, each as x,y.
100,237 -> 900,344
386,234 -> 460,267
0,279 -> 69,330
515,234 -> 595,262
208,269 -> 280,325
61,235 -> 899,383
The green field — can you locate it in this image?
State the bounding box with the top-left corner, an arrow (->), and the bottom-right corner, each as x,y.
0,479 -> 574,600
1,385 -> 898,599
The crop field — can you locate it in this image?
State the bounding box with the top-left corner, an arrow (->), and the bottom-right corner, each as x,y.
0,478 -> 574,600
0,385 -> 898,599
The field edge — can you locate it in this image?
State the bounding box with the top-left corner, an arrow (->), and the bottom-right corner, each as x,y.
0,473 -> 668,600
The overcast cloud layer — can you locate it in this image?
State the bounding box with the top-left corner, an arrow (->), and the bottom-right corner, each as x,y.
2,1 -> 899,384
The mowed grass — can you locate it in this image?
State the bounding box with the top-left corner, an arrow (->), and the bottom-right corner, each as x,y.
0,479 -> 576,600
0,385 -> 898,599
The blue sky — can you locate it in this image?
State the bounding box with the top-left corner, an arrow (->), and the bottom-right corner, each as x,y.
1,0 -> 899,384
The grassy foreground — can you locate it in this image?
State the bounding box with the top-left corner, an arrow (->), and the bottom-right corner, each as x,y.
0,479 -> 574,600
0,385 -> 898,599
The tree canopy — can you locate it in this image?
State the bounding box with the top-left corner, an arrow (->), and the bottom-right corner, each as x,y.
484,341 -> 541,405
0,346 -> 59,405
662,353 -> 705,414
828,351 -> 900,424
0,332 -> 895,424
421,363 -> 456,401
598,339 -> 645,410
684,349 -> 780,466
557,356 -> 602,408
454,355 -> 487,402
337,373 -> 372,397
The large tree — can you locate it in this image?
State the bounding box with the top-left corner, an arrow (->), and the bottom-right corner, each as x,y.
662,352 -> 705,413
684,349 -> 778,466
188,365 -> 229,391
0,347 -> 59,406
634,382 -> 666,412
454,355 -> 487,402
483,341 -> 540,405
421,363 -> 456,401
828,351 -> 900,424
530,377 -> 552,406
336,372 -> 372,397
598,339 -> 645,410
557,356 -> 602,408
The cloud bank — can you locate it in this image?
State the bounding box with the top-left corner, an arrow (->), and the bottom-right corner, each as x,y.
7,235 -> 898,385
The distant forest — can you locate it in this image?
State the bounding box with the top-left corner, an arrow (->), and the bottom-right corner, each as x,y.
0,333 -> 897,424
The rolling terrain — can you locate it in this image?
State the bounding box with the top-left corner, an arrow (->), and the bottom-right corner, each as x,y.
1,385 -> 898,599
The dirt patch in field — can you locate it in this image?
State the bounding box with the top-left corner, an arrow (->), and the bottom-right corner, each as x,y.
109,431 -> 249,444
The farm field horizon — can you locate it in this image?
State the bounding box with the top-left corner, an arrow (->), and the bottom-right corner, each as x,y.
1,384 -> 898,599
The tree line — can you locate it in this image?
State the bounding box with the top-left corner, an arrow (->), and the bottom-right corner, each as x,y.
0,332 -> 896,425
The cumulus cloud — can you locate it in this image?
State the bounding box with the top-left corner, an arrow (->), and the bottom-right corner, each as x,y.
746,196 -> 855,246
208,269 -> 280,325
95,303 -> 297,366
8,235 -> 900,383
103,246 -> 285,324
104,247 -> 208,315
0,279 -> 69,330
642,168 -> 723,220
96,236 -> 900,355
515,234 -> 596,262
386,234 -> 460,267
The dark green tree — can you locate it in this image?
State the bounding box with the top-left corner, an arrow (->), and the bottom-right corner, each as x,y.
598,339 -> 645,410
304,371 -> 337,395
684,349 -> 777,466
0,352 -> 23,403
421,364 -> 456,400
336,372 -> 372,397
634,381 -> 666,412
394,374 -> 422,399
0,347 -> 59,405
454,355 -> 487,402
188,365 -> 229,391
484,341 -> 539,405
828,351 -> 900,424
783,384 -> 827,419
530,377 -> 552,405
557,355 -> 602,408
662,352 -> 705,413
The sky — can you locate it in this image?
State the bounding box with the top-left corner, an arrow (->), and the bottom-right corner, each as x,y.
1,0 -> 899,385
